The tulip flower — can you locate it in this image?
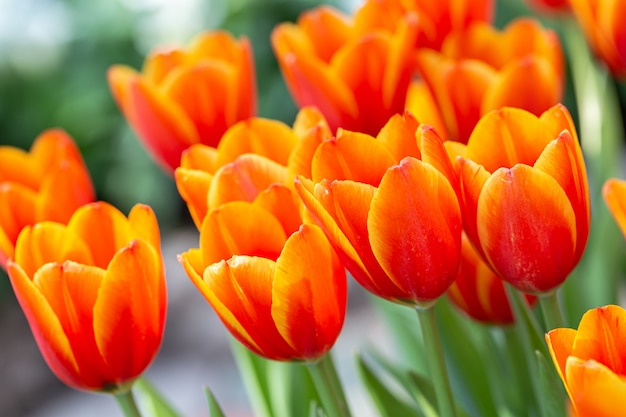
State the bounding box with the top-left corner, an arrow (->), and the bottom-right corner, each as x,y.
353,0 -> 493,50
603,178 -> 626,238
0,129 -> 95,270
7,202 -> 166,392
408,18 -> 563,143
457,104 -> 590,294
546,305 -> 626,416
447,233 -> 536,324
569,0 -> 626,78
108,30 -> 257,172
174,116 -> 302,228
271,5 -> 420,136
179,153 -> 346,361
295,113 -> 462,306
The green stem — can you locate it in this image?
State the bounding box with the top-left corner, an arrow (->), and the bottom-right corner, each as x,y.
539,291 -> 565,331
307,353 -> 352,417
415,306 -> 457,417
114,389 -> 143,417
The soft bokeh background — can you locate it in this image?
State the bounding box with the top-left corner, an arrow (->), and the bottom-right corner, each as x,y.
1,0 -> 625,416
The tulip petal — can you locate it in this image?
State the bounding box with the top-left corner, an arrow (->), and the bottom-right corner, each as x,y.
546,327 -> 577,391
204,257 -> 298,360
272,24 -> 358,132
34,261 -> 110,389
603,178 -> 626,238
311,131 -> 396,185
0,183 -> 37,263
534,131 -> 590,264
129,77 -> 199,171
405,80 -> 449,141
180,143 -> 219,172
142,48 -> 186,85
368,157 -> 461,304
213,119 -> 298,169
7,261 -> 79,388
175,167 -> 213,229
297,6 -> 350,63
477,165 -> 576,293
466,107 -> 555,173
94,240 -> 165,383
374,112 -> 421,162
200,201 -> 287,264
208,154 -> 290,209
458,158 -> 490,260
253,185 -> 303,237
272,224 -> 346,359
571,305 -> 626,375
0,147 -> 39,188
128,204 -> 162,252
14,223 -> 93,278
418,125 -> 459,194
565,357 -> 626,417
482,57 -> 562,117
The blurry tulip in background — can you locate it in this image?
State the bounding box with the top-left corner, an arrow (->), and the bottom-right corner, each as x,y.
0,129 -> 95,270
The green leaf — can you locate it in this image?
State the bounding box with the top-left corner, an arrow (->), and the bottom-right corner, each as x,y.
267,360 -> 321,417
355,352 -> 422,417
308,400 -> 327,417
535,351 -> 568,417
405,371 -> 472,417
230,339 -> 274,417
133,378 -> 181,417
204,387 -> 227,417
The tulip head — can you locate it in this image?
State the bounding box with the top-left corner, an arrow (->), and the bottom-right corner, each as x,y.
108,30 -> 257,172
546,305 -> 626,416
271,5 -> 419,136
409,18 -> 564,143
458,104 -> 590,294
7,202 -> 166,392
569,0 -> 626,78
296,116 -> 462,307
0,129 -> 95,270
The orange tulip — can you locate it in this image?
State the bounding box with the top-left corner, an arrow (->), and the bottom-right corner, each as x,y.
271,5 -> 420,136
546,305 -> 626,416
448,233 -> 536,324
0,129 -> 95,270
295,113 -> 462,306
174,115 -> 304,228
179,154 -> 346,361
408,18 -> 563,143
7,202 -> 166,392
353,0 -> 493,50
458,104 -> 590,294
569,0 -> 626,78
108,30 -> 257,172
603,178 -> 626,238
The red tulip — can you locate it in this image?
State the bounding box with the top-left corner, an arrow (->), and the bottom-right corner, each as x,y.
271,5 -> 419,135
546,305 -> 626,416
295,113 -> 462,306
0,129 -> 95,270
7,202 -> 166,392
408,18 -> 563,143
108,30 -> 257,172
569,0 -> 626,78
179,153 -> 346,361
458,104 -> 590,294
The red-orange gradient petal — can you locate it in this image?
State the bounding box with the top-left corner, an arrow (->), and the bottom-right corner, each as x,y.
603,178 -> 626,239
66,202 -> 134,270
272,224 -> 346,359
200,201 -> 287,265
570,305 -> 626,375
33,261 -> 110,389
477,165 -> 576,293
175,167 -> 213,229
14,223 -> 93,278
7,261 -> 80,388
94,240 -> 165,384
368,157 -> 461,304
311,131 -> 396,186
546,327 -> 576,398
203,257 -> 298,360
253,185 -> 303,237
